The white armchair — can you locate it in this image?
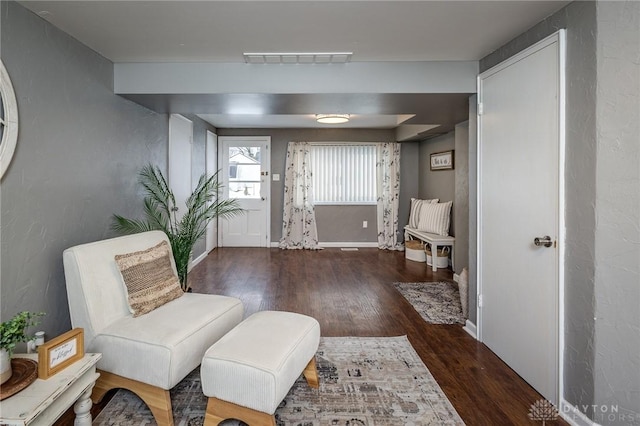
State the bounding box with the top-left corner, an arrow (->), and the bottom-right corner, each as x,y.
63,231 -> 243,426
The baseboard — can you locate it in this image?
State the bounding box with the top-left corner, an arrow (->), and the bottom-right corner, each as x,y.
188,251 -> 208,271
269,242 -> 379,248
463,320 -> 477,339
453,273 -> 460,282
560,400 -> 600,426
319,242 -> 378,248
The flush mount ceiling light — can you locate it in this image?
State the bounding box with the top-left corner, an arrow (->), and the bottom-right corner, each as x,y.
316,114 -> 350,124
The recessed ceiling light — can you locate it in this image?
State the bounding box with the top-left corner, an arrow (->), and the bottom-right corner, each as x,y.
316,114 -> 350,124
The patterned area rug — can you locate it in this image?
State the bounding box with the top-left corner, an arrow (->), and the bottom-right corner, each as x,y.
94,336 -> 464,425
393,282 -> 465,325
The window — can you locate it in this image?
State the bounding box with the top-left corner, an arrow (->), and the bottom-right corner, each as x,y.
227,146 -> 261,198
310,144 -> 376,204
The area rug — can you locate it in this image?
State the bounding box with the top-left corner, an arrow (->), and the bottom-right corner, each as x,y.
393,282 -> 465,325
93,336 -> 464,425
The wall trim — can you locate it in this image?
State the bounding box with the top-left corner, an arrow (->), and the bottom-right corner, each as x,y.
319,242 -> 378,248
463,320 -> 477,339
560,400 -> 599,426
269,242 -> 379,248
188,251 -> 209,271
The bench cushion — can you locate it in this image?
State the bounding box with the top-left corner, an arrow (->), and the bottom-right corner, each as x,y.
201,311 -> 320,414
94,293 -> 243,389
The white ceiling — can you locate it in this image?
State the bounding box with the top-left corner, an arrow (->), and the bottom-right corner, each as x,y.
20,1 -> 570,131
21,1 -> 568,63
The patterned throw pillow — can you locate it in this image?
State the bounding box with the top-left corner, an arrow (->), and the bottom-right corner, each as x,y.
408,198 -> 439,228
115,241 -> 183,317
416,201 -> 453,236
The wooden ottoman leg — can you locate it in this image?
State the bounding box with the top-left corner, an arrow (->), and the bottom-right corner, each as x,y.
302,357 -> 319,388
205,397 -> 276,426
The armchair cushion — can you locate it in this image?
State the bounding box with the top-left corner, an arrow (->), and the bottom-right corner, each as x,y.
94,292 -> 243,389
115,240 -> 183,317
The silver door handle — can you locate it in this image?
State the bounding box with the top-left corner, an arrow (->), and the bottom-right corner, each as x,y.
534,236 -> 553,248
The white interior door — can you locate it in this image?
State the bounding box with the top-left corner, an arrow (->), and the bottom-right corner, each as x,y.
219,136 -> 270,247
478,31 -> 564,404
206,130 -> 218,253
169,114 -> 193,221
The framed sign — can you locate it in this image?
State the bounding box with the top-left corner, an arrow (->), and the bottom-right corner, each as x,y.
430,150 -> 455,171
38,328 -> 84,379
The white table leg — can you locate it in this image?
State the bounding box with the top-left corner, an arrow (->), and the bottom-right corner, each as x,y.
74,385 -> 94,426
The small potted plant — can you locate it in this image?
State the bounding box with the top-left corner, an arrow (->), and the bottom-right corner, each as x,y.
0,311 -> 44,384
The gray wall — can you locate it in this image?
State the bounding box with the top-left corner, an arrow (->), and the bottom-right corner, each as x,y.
418,132 -> 456,236
453,122 -> 469,275
217,128 -> 410,244
0,2 -> 168,338
593,1 -> 639,422
467,96 -> 478,324
481,1 -> 639,422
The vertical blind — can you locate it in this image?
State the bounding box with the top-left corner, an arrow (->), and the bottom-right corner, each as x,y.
310,144 -> 377,204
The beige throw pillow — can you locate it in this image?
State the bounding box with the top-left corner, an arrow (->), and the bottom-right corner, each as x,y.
115,240 -> 183,317
416,201 -> 453,236
408,198 -> 439,228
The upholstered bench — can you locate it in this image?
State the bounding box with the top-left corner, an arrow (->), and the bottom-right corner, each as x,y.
201,311 -> 321,426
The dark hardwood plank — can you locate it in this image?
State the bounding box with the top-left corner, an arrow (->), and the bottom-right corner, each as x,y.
55,247 -> 567,425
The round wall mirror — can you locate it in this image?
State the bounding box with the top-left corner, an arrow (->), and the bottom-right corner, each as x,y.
0,60 -> 19,180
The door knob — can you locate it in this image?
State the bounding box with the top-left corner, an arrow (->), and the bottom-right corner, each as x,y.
534,236 -> 553,248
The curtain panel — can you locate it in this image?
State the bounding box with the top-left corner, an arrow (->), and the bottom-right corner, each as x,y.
279,142 -> 321,250
376,142 -> 403,250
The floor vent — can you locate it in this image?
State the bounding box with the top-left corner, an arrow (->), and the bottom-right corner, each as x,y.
341,248 -> 359,251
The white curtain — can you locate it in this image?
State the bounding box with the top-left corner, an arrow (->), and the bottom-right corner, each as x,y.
279,142 -> 321,250
376,142 -> 403,250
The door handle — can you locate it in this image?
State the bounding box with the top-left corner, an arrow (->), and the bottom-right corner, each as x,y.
534,236 -> 553,248
261,197 -> 266,201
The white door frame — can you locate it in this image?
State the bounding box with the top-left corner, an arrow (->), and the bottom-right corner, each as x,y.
476,30 -> 565,404
218,136 -> 271,247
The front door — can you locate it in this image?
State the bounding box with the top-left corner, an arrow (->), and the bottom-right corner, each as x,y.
478,31 -> 564,404
219,136 -> 270,247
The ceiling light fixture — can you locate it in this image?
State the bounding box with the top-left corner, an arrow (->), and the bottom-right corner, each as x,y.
316,114 -> 350,124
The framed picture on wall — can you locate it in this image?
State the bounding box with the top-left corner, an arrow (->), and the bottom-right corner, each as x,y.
430,150 -> 454,171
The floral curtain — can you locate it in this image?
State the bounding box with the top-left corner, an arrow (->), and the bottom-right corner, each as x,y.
376,142 -> 403,250
279,142 -> 321,250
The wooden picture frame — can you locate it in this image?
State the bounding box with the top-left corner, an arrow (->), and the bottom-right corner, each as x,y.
37,328 -> 84,379
430,150 -> 455,170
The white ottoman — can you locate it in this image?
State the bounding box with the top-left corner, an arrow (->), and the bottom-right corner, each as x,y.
201,311 -> 321,426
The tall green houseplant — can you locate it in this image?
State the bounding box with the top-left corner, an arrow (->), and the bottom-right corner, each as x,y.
112,164 -> 243,291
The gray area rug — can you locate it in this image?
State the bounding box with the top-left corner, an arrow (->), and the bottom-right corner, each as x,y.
393,282 -> 465,325
94,336 -> 464,425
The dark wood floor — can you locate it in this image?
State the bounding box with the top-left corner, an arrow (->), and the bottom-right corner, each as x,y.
59,247 -> 566,425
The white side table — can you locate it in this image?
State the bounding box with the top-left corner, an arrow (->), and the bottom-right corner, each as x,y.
0,353 -> 101,426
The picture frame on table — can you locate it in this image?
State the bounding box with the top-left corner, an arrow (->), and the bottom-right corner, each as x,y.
37,328 -> 84,379
430,150 -> 455,170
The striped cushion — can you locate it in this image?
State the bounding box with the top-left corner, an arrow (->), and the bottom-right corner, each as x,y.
416,201 -> 452,236
409,198 -> 439,228
115,241 -> 184,317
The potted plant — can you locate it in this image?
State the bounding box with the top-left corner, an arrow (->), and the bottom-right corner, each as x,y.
0,311 -> 44,384
112,164 -> 243,292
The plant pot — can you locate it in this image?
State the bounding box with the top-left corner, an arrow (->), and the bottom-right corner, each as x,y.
0,348 -> 12,385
